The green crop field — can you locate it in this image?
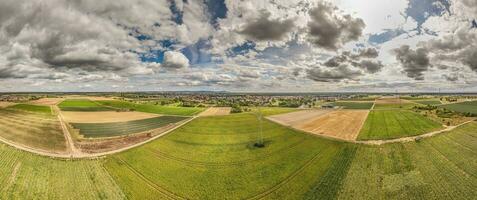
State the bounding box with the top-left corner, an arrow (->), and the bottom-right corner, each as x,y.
0,109 -> 66,152
97,100 -> 205,116
373,102 -> 418,110
59,99 -> 116,111
413,99 -> 442,105
334,101 -> 374,109
0,143 -> 125,199
247,107 -> 297,116
71,116 -> 189,138
8,104 -> 52,114
0,113 -> 476,199
358,110 -> 443,140
440,101 -> 477,114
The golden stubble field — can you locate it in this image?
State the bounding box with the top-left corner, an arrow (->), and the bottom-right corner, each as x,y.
199,107 -> 232,116
268,109 -> 369,141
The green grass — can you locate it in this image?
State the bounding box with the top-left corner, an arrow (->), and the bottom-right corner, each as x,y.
0,109 -> 66,152
59,99 -> 116,111
247,107 -> 297,116
71,116 -> 189,138
0,113 -> 476,199
412,99 -> 442,105
8,104 -> 52,114
334,102 -> 374,109
97,100 -> 205,116
358,110 -> 443,140
104,114 -> 344,199
0,143 -> 125,199
440,101 -> 477,114
373,102 -> 418,110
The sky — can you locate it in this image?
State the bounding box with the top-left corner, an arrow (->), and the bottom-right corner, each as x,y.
0,0 -> 476,93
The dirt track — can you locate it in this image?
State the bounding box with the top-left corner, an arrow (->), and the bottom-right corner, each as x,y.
61,111 -> 160,123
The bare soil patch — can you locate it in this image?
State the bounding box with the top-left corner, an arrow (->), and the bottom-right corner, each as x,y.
267,109 -> 331,126
61,111 -> 160,123
0,101 -> 16,108
296,110 -> 369,141
30,98 -> 64,105
199,107 -> 232,116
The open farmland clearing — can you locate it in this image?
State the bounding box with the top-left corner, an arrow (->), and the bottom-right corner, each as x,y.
268,110 -> 369,141
59,99 -> 116,112
29,98 -> 64,105
295,110 -> 369,141
267,109 -> 331,126
440,101 -> 477,114
334,101 -> 374,109
0,109 -> 475,198
358,110 -> 443,140
71,116 -> 189,138
8,104 -> 52,114
0,109 -> 66,152
374,98 -> 418,110
198,107 -> 231,116
62,111 -> 160,123
97,100 -> 205,116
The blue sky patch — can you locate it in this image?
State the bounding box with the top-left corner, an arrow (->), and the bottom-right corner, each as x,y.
169,0 -> 184,25
405,0 -> 451,31
205,0 -> 228,28
227,41 -> 256,57
369,28 -> 406,44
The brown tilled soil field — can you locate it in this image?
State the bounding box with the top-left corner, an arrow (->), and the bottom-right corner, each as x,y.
199,107 -> 232,116
30,98 -> 64,105
295,110 -> 369,141
0,101 -> 16,108
268,110 -> 369,141
61,111 -> 160,123
266,109 -> 331,126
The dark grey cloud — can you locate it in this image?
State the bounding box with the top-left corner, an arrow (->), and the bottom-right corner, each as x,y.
357,60 -> 384,73
239,11 -> 295,41
442,74 -> 458,82
321,48 -> 383,74
393,45 -> 431,80
306,65 -> 362,82
461,48 -> 477,72
0,68 -> 28,79
307,2 -> 365,50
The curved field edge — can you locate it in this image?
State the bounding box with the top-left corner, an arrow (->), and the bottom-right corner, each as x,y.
0,114 -> 475,199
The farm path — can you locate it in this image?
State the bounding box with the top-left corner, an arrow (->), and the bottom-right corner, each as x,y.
53,105 -> 82,156
355,120 -> 474,145
0,114 -> 198,159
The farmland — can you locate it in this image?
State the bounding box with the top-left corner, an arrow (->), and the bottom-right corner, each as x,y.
97,100 -> 205,116
59,99 -> 116,111
0,143 -> 125,199
358,110 -> 443,140
198,107 -> 231,116
333,101 -> 374,109
0,109 -> 66,152
412,99 -> 442,105
0,109 -> 475,199
61,111 -> 159,123
8,104 -> 52,114
440,101 -> 477,114
71,116 -> 188,138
